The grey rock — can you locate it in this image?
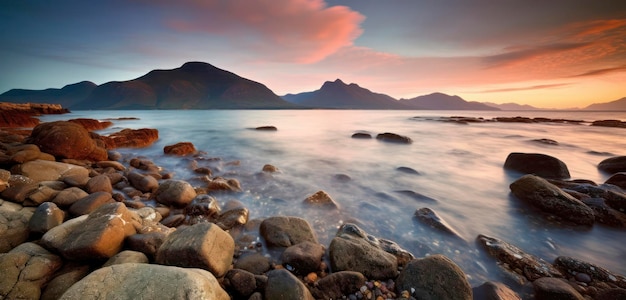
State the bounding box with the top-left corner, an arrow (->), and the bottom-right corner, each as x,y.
28,202 -> 66,234
265,269 -> 314,300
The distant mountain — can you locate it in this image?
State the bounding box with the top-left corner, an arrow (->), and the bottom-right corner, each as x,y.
72,62 -> 293,109
482,102 -> 540,110
584,97 -> 626,111
400,93 -> 500,110
282,79 -> 411,109
0,81 -> 97,108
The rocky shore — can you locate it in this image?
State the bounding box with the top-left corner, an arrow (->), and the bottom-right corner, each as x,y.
1,108 -> 626,299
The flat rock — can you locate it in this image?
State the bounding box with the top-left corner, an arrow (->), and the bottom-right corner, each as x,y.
504,152 -> 570,179
396,254 -> 472,300
260,216 -> 318,247
99,128 -> 159,148
255,126 -> 277,131
265,269 -> 314,300
533,277 -> 584,300
351,132 -> 372,139
553,256 -> 626,289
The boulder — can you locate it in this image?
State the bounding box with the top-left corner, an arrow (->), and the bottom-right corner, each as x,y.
224,269 -> 257,299
592,119 -> 626,128
504,152 -> 570,179
533,277 -> 584,300
52,187 -> 89,208
303,190 -> 340,209
59,263 -> 229,300
215,206 -> 249,230
509,175 -> 595,225
260,216 -> 318,247
85,174 -> 112,194
155,180 -> 197,207
125,232 -> 167,259
472,281 -> 521,300
280,241 -> 324,275
127,171 -> 159,193
68,191 -> 115,216
581,198 -> 626,227
40,263 -> 91,300
606,172 -> 626,190
598,156 -> 626,174
414,207 -> 463,239
156,222 -> 234,277
18,159 -> 90,183
376,132 -> 412,144
265,269 -> 314,300
184,194 -> 221,219
0,182 -> 39,204
28,202 -> 66,234
396,254 -> 472,300
0,242 -> 63,300
164,142 -> 196,156
311,271 -> 366,300
99,128 -> 159,148
0,209 -> 31,252
207,177 -> 242,192
26,121 -> 108,161
234,253 -> 271,275
102,250 -> 149,267
23,185 -> 60,206
67,118 -> 113,131
262,164 -> 279,172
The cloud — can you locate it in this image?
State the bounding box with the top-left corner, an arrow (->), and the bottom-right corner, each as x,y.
482,43 -> 592,67
571,65 -> 626,77
473,83 -> 572,93
156,0 -> 364,63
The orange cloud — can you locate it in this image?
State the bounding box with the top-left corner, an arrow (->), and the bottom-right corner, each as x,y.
473,83 -> 572,93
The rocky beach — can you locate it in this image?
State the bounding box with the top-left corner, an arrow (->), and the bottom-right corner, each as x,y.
1,105 -> 626,300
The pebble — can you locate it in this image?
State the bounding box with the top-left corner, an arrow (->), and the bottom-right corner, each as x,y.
575,272 -> 592,283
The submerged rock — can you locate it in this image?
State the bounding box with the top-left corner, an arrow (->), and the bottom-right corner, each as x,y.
396,254 -> 472,300
163,142 -> 196,156
376,132 -> 412,144
598,156 -> 626,174
303,190 -> 339,209
533,277 -> 584,300
265,269 -> 314,300
260,216 -> 318,247
414,207 -> 464,240
255,126 -> 277,131
504,152 -> 570,179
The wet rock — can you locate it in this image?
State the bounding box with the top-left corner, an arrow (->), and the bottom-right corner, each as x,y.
265,269 -> 314,300
26,121 -> 108,161
262,164 -> 278,172
376,132 -> 412,144
96,160 -> 126,171
127,171 -> 159,193
509,175 -> 595,225
234,253 -> 271,275
592,119 -> 626,128
102,250 -> 149,267
595,288 -> 626,300
216,206 -> 249,230
164,141 -> 196,156
396,166 -> 420,175
328,223 -> 398,280
477,234 -> 562,281
52,187 -> 89,208
17,159 -> 90,183
606,172 -> 626,190
59,263 -> 229,300
396,254 -> 472,300
280,241 -> 324,275
68,191 -> 115,216
85,174 -> 113,194
125,232 -> 167,259
553,256 -> 626,289
504,152 -> 570,179
533,277 -> 584,300
472,281 -> 521,300
255,126 -> 277,131
260,216 -> 318,247
351,132 -> 372,139
28,202 -> 65,234
184,194 -> 221,220
311,271 -> 366,300
598,156 -> 626,174
40,263 -> 90,300
0,242 -> 63,300
155,179 -> 197,207
0,209 -> 31,252
156,222 -> 234,277
581,198 -> 626,227
224,269 -> 257,299
532,138 -> 559,146
303,190 -> 340,209
333,173 -> 351,182
99,128 -> 159,148
207,177 -> 242,192
395,190 -> 438,202
414,207 -> 463,239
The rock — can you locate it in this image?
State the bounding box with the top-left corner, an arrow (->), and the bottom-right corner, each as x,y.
184,194 -> 221,219
532,138 -> 559,146
311,271 -> 366,300
303,190 -> 340,209
99,128 -> 159,148
396,166 -> 420,175
23,184 -> 60,206
156,222 -> 234,277
595,288 -> 626,300
606,173 -> 626,190
52,187 -> 89,208
59,263 -> 229,300
28,202 -> 66,234
395,190 -> 438,202
96,160 -> 126,171
225,269 -> 257,299
164,142 -> 196,156
414,207 -> 463,239
509,175 -> 595,225
127,171 -> 159,193
207,177 -> 242,192
581,198 -> 626,227
504,152 -> 570,179
17,159 -> 90,183
553,256 -> 626,289
125,232 -> 167,259
533,277 -> 584,300
155,179 -> 197,207
592,119 -> 626,128
265,269 -> 314,300
234,253 -> 271,275
281,241 -> 324,275
102,250 -> 149,267
0,181 -> 39,204
85,174 -> 112,193
598,156 -> 626,174
477,234 -> 562,281
26,121 -> 108,161
262,164 -> 279,172
396,254 -> 472,300
255,126 -> 277,131
260,216 -> 318,247
67,118 -> 113,131
472,281 -> 521,300
328,223 -> 398,280
376,132 -> 412,144
0,169 -> 10,192
351,132 -> 372,139
68,191 -> 115,216
0,209 -> 31,252
41,264 -> 91,300
216,206 -> 249,230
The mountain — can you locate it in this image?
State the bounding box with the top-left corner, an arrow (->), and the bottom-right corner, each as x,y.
0,81 -> 97,108
400,92 -> 500,110
482,102 -> 541,110
282,79 -> 411,109
72,62 -> 293,109
584,97 -> 626,111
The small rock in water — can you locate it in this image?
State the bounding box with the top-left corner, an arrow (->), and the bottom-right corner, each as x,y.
254,126 -> 277,131
351,132 -> 372,139
531,138 -> 559,146
396,166 -> 420,175
375,132 -> 412,144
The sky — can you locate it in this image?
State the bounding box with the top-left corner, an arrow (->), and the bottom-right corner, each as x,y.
1,0 -> 626,108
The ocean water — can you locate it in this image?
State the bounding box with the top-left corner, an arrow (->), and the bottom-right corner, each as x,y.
41,110 -> 626,287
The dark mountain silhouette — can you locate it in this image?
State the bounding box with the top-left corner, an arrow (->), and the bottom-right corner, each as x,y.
400,93 -> 499,110
584,97 -> 626,111
483,102 -> 540,110
72,62 -> 293,109
282,79 -> 412,109
0,81 -> 97,108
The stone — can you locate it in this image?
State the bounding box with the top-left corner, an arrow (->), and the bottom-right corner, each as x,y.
102,250 -> 149,267
504,152 -> 570,179
52,187 -> 89,208
414,207 -> 463,239
581,198 -> 626,227
85,174 -> 112,193
375,132 -> 412,144
225,269 -> 257,298
396,254 -> 472,300
216,206 -> 249,230
156,222 -> 234,277
17,160 -> 90,183
96,160 -> 126,171
59,263 -> 229,300
68,191 -> 115,216
127,171 -> 159,193
164,141 -> 196,156
260,216 -> 318,247
26,121 -> 107,161
207,177 -> 242,192
28,202 -> 66,234
303,190 -> 340,209
23,185 -> 60,206
533,277 -> 584,300
472,281 -> 521,300
606,173 -> 626,189
155,179 -> 197,207
592,119 -> 626,128
311,271 -> 366,300
265,269 -> 314,300
0,242 -> 63,300
0,169 -> 10,192
41,263 -> 91,300
598,156 -> 626,174
595,288 -> 626,300
553,256 -> 626,289
234,253 -> 271,275
67,118 -> 113,131
509,175 -> 595,225
396,166 -> 420,175
125,232 -> 167,259
0,209 -> 31,252
351,132 -> 372,139
255,126 -> 277,131
262,164 -> 279,172
184,194 -> 221,219
281,241 -> 324,275
1,182 -> 38,204
99,128 -> 159,148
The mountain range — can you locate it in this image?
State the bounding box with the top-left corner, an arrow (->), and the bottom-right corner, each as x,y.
0,61 -> 622,110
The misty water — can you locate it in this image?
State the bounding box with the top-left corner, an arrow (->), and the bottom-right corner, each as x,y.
42,109 -> 626,289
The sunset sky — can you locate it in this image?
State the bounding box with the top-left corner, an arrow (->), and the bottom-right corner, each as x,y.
1,1 -> 625,108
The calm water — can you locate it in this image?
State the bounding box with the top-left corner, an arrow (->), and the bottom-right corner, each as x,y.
42,110 -> 626,287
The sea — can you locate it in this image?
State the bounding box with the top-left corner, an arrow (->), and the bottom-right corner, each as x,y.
41,109 -> 626,288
